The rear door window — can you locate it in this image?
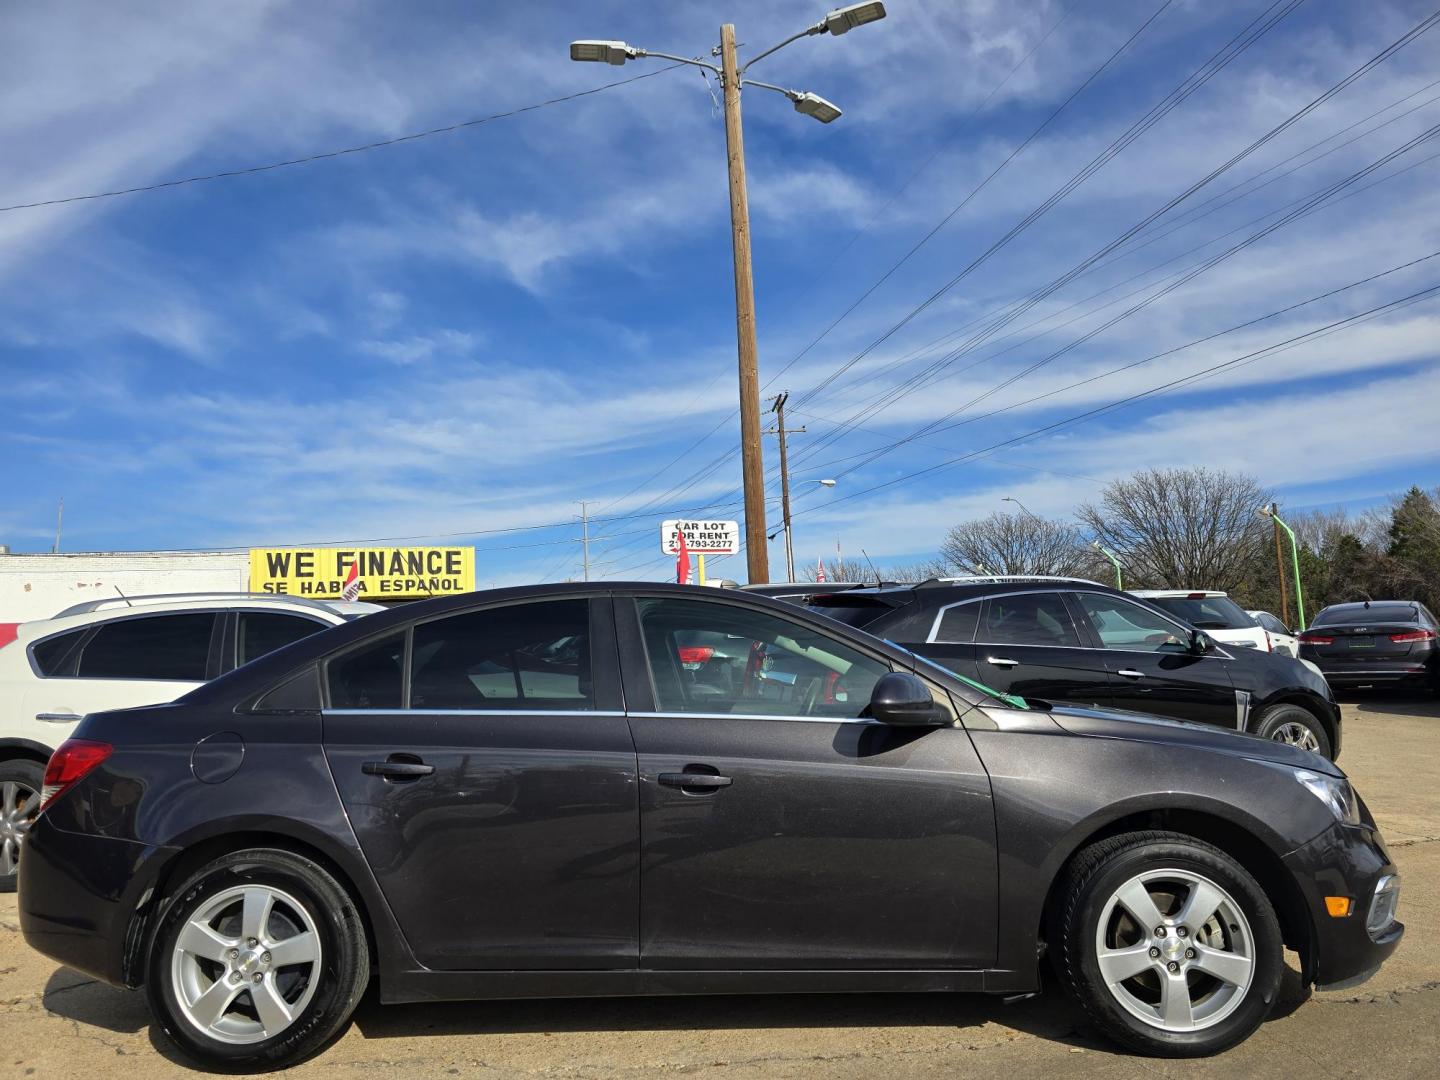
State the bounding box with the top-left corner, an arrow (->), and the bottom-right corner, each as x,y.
978,593 -> 1082,648
239,612 -> 327,666
75,613 -> 218,680
409,600 -> 594,711
931,601 -> 980,644
327,632 -> 406,709
31,628 -> 88,676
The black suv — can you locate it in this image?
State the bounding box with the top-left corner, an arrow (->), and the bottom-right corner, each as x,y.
809,576 -> 1341,758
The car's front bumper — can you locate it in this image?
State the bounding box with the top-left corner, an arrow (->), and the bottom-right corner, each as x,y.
1283,818 -> 1403,990
17,812 -> 177,988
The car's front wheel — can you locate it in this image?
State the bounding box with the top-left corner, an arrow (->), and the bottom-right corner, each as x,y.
0,759 -> 44,893
148,848 -> 369,1069
1056,831 -> 1283,1057
1254,703 -> 1331,758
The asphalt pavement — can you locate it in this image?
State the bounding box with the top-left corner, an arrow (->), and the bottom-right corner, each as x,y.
3,693 -> 1437,1078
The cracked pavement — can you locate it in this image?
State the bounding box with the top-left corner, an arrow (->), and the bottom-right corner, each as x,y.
2,695 -> 1437,1077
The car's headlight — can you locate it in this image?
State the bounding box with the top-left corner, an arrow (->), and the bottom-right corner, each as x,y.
1294,768 -> 1362,825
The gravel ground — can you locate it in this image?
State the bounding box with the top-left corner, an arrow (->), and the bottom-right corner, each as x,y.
3,694 -> 1436,1078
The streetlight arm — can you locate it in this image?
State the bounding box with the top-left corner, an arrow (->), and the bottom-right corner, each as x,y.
634,48 -> 721,74
739,76 -> 799,97
1265,511 -> 1308,630
739,24 -> 823,73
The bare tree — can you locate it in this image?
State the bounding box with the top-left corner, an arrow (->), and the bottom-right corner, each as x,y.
938,511 -> 1088,576
1079,468 -> 1271,589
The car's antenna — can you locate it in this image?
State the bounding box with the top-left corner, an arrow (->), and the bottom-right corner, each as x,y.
861,548 -> 881,586
112,584 -> 133,607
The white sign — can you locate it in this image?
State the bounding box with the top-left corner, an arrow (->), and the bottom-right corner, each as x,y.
661,519 -> 739,555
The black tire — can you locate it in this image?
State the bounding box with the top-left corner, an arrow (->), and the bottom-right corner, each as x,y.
1254,703 -> 1332,759
147,848 -> 370,1070
1055,831 -> 1284,1057
0,758 -> 45,894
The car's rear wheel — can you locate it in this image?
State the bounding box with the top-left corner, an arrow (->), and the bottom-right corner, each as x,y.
1254,703 -> 1331,758
1056,831 -> 1283,1057
148,848 -> 369,1069
0,759 -> 44,893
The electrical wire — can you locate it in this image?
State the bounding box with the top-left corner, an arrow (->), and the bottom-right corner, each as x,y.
0,64 -> 687,213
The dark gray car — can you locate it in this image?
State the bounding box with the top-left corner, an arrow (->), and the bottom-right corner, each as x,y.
20,584 -> 1401,1069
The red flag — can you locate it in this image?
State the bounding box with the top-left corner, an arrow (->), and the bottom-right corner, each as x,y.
815,557 -> 826,583
675,527 -> 691,584
341,561 -> 361,602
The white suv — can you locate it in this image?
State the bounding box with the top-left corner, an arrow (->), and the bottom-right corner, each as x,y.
1129,590 -> 1270,652
0,593 -> 380,889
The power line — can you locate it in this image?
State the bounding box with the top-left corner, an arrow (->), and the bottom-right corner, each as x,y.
0,64 -> 687,213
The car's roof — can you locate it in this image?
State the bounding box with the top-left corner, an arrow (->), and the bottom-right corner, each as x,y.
1131,589 -> 1228,598
21,593 -> 382,637
821,575 -> 1113,601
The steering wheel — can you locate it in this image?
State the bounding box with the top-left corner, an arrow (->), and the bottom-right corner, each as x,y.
799,675 -> 821,717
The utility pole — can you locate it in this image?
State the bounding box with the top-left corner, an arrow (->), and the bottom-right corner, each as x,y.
52,497 -> 63,554
578,500 -> 592,582
767,392 -> 805,583
719,23 -> 770,585
1270,501 -> 1290,628
568,5 -> 888,586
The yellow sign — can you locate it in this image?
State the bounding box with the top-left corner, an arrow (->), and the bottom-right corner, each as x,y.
248,547 -> 475,601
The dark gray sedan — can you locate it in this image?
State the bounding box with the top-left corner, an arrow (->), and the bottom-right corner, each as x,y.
19,584 -> 1401,1068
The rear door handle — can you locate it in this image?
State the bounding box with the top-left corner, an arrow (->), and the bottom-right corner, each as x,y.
362,759 -> 435,780
35,712 -> 82,724
1116,669 -> 1146,679
985,657 -> 1019,668
658,772 -> 732,791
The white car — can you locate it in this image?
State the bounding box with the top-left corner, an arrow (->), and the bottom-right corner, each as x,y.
1249,609 -> 1301,657
1129,590 -> 1271,652
0,593 -> 380,889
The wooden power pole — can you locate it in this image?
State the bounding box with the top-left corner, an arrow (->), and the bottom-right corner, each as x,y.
720,23 -> 769,585
769,392 -> 805,583
1271,501 -> 1290,627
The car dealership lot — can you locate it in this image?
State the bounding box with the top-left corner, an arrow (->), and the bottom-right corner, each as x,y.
2,694 -> 1437,1079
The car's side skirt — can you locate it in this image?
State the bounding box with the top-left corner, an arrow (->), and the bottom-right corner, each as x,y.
378,967 -> 995,1004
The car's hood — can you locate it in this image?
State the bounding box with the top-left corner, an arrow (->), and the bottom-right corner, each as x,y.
1044,702 -> 1344,777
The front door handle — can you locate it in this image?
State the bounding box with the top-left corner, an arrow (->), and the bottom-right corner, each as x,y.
658,771 -> 732,792
1116,669 -> 1146,679
362,758 -> 435,781
985,656 -> 1019,668
35,712 -> 82,724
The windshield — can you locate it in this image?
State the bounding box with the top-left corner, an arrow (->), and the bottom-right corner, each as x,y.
1148,595 -> 1257,630
884,640 -> 1029,711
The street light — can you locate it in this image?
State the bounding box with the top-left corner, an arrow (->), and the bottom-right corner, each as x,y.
1259,506 -> 1307,630
1001,495 -> 1042,524
569,4 -> 886,586
768,479 -> 838,581
1091,540 -> 1123,590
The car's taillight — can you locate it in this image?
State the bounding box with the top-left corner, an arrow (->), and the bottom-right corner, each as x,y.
1390,629 -> 1436,643
0,623 -> 18,651
40,739 -> 112,812
1298,631 -> 1335,645
678,646 -> 715,665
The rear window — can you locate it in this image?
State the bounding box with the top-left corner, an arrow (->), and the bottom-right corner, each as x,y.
1146,596 -> 1256,630
76,613 -> 217,680
1313,604 -> 1417,626
805,599 -> 896,629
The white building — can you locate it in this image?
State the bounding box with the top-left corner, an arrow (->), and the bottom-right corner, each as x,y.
0,549 -> 249,622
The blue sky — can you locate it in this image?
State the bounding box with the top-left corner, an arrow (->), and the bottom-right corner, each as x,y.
4,0 -> 1440,583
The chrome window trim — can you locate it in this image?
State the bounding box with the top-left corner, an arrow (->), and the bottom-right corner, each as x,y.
927,597 -> 983,644
324,708 -> 618,717
628,710 -> 882,726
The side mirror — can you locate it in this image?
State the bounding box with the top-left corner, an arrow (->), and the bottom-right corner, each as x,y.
867,672 -> 946,727
1189,629 -> 1213,654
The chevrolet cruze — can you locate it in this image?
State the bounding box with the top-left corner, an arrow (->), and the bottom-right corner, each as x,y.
19,584 -> 1401,1068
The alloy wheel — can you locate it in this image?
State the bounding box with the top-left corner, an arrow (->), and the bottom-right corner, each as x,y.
1270,722 -> 1321,754
0,780 -> 41,879
1094,868 -> 1255,1033
170,884 -> 322,1045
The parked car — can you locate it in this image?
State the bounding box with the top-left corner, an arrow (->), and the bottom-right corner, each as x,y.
0,593 -> 381,890
20,583 -> 1400,1067
1249,610 -> 1300,658
1130,591 -> 1269,653
1298,600 -> 1440,692
729,581 -> 878,602
808,576 -> 1341,758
